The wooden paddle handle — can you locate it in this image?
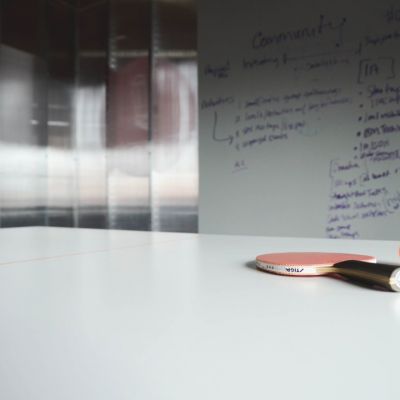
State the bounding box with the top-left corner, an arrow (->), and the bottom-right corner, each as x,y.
334,260 -> 400,292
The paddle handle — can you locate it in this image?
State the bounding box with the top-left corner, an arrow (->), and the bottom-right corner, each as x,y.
334,260 -> 400,291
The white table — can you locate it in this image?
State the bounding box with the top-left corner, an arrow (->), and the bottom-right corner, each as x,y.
0,227 -> 399,400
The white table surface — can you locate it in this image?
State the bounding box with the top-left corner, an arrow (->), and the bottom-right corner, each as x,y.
0,227 -> 399,400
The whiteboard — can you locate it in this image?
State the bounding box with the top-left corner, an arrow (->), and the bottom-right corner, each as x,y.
198,0 -> 400,239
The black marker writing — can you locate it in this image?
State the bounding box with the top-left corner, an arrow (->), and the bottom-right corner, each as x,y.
252,14 -> 346,50
212,111 -> 233,145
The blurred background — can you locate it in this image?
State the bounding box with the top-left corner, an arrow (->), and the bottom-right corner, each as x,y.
0,0 -> 198,232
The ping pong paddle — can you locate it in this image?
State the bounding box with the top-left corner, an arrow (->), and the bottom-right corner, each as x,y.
255,252 -> 400,291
